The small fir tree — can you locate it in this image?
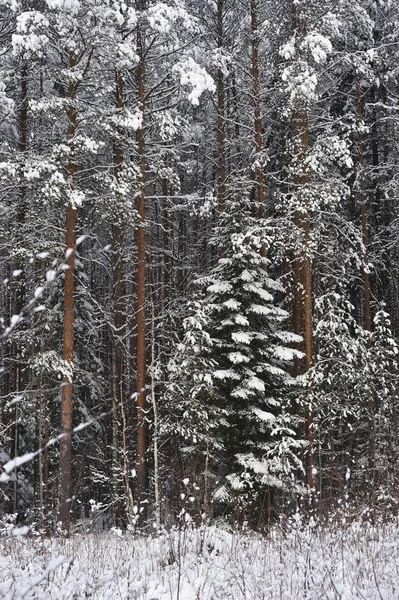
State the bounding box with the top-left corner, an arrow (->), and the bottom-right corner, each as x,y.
166,196 -> 305,522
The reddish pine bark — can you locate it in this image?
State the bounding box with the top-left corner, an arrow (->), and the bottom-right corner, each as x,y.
292,108 -> 314,493
291,3 -> 314,494
59,201 -> 76,531
58,57 -> 77,532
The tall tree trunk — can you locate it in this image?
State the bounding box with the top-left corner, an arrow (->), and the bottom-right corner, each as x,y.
357,84 -> 372,332
135,2 -> 147,521
357,82 -> 375,514
293,109 -> 314,492
43,381 -> 50,509
217,0 -> 225,218
281,121 -> 294,332
291,2 -> 314,494
250,0 -> 265,221
148,257 -> 160,529
112,69 -> 125,412
10,62 -> 29,513
111,68 -> 128,525
58,54 -> 77,532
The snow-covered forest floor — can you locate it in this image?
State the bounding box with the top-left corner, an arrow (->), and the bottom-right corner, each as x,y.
0,518 -> 398,599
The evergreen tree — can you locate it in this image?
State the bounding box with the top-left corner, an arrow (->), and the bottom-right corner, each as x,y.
166,195 -> 305,522
313,288 -> 367,508
365,307 -> 399,509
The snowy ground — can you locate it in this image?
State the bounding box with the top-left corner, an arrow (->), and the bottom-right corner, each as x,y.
0,518 -> 398,599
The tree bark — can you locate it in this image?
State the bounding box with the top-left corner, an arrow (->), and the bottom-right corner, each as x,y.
357,83 -> 372,332
217,0 -> 225,218
58,55 -> 77,532
135,2 -> 147,521
292,109 -> 314,492
250,0 -> 265,221
291,2 -> 314,494
10,62 -> 29,513
111,68 -> 129,524
356,82 -> 375,514
281,121 -> 294,332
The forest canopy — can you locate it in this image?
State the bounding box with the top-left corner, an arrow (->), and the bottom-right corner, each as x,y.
1,0 -> 399,532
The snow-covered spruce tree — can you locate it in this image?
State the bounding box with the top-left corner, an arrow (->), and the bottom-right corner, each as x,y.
314,294 -> 399,513
163,300 -> 223,520
165,194 -> 305,524
362,307 -> 399,511
312,288 -> 367,510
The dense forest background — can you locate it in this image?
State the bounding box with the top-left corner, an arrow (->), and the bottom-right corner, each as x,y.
1,0 -> 399,533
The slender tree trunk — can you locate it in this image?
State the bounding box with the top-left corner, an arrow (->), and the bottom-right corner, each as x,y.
291,2 -> 314,494
356,82 -> 375,514
217,0 -> 225,219
43,382 -> 49,509
231,72 -> 241,154
111,347 -> 121,526
19,64 -> 28,155
111,68 -> 128,524
112,70 -> 126,411
136,2 -> 147,521
37,394 -> 44,523
58,54 -> 77,532
2,264 -> 11,432
357,84 -> 372,332
148,257 -> 160,529
281,121 -> 294,332
10,62 -> 29,514
293,109 -> 314,494
250,0 -> 265,220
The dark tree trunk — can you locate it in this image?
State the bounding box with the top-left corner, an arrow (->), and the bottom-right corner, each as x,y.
111,68 -> 130,524
356,82 -> 375,515
357,84 -> 372,333
10,62 -> 29,513
135,0 -> 148,522
250,0 -> 265,220
217,0 -> 225,218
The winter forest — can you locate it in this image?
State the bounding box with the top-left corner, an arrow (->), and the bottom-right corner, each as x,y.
2,0 -> 399,566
